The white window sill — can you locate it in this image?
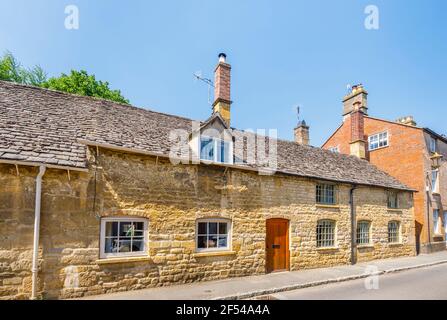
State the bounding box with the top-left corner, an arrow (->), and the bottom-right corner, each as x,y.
193,251 -> 236,258
96,255 -> 151,265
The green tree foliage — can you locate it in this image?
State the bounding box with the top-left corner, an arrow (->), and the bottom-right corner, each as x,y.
0,51 -> 47,85
41,70 -> 129,104
0,51 -> 129,104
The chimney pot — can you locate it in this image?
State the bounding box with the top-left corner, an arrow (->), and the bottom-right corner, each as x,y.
218,53 -> 227,63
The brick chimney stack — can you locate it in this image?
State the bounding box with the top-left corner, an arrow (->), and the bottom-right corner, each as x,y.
349,101 -> 366,159
294,120 -> 310,145
343,84 -> 368,121
213,53 -> 232,126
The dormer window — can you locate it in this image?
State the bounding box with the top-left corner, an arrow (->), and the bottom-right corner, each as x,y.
429,136 -> 437,153
200,136 -> 231,164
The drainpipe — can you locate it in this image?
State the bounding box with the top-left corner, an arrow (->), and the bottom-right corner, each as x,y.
31,165 -> 46,300
350,185 -> 358,265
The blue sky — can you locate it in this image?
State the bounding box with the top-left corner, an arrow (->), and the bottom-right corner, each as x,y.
1,0 -> 446,146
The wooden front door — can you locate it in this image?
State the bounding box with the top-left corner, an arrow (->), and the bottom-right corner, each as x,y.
266,219 -> 289,273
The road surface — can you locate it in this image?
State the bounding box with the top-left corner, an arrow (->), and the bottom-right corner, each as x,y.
271,263 -> 447,300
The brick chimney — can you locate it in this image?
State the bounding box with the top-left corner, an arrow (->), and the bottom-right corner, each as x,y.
343,84 -> 368,121
294,120 -> 310,145
213,53 -> 232,126
349,101 -> 366,159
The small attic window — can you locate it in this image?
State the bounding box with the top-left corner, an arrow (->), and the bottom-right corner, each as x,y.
200,136 -> 231,164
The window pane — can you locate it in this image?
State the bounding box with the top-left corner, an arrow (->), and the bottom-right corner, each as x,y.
118,238 -> 132,252
219,223 -> 227,235
218,236 -> 228,248
316,220 -> 335,247
105,238 -> 118,253
316,184 -> 336,204
209,222 -> 218,234
207,235 -> 218,248
198,222 -> 207,235
120,222 -> 134,237
197,236 -> 207,248
200,138 -> 214,161
132,239 -> 144,252
105,222 -> 118,237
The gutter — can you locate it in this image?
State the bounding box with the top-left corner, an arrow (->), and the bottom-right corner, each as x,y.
350,185 -> 358,265
31,165 -> 46,300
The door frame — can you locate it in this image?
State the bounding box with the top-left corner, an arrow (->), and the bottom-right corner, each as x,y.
265,218 -> 290,273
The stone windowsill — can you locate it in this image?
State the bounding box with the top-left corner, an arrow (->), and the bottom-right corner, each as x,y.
193,251 -> 237,258
357,244 -> 375,249
387,208 -> 403,213
96,256 -> 152,265
316,204 -> 340,209
316,246 -> 339,252
388,243 -> 403,247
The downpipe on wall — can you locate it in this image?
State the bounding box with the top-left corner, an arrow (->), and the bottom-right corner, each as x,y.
350,185 -> 358,265
31,165 -> 46,300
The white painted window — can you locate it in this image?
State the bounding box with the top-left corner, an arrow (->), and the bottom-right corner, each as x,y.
316,220 -> 336,247
388,221 -> 400,243
433,210 -> 440,234
200,136 -> 231,163
316,183 -> 337,205
356,221 -> 371,245
328,146 -> 339,153
368,131 -> 388,151
431,170 -> 439,193
196,218 -> 231,252
429,136 -> 437,153
100,217 -> 148,259
387,191 -> 399,209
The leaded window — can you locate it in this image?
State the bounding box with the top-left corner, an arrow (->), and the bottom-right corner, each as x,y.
356,221 -> 371,245
387,191 -> 399,209
316,183 -> 336,205
316,220 -> 336,247
388,221 -> 400,243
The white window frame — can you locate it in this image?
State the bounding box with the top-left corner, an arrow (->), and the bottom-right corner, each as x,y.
433,210 -> 440,234
100,217 -> 148,259
328,146 -> 340,153
368,131 -> 389,151
196,218 -> 232,253
199,136 -> 233,164
431,169 -> 439,194
429,136 -> 437,153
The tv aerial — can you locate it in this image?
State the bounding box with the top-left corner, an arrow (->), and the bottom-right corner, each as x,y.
194,71 -> 214,105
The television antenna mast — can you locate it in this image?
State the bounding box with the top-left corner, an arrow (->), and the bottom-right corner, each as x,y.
194,71 -> 214,105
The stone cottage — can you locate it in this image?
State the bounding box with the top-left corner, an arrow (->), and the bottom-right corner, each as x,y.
0,54 -> 415,300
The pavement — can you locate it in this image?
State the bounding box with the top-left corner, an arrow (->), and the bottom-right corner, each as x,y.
79,250 -> 447,300
271,263 -> 447,300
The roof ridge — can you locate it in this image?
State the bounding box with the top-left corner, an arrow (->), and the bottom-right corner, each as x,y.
0,80 -> 197,124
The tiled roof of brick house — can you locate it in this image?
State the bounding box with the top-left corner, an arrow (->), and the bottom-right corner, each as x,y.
0,80 -> 412,190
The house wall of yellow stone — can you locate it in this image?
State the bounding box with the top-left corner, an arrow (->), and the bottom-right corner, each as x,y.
0,147 -> 415,299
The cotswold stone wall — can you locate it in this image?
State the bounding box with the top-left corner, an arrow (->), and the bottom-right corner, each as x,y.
0,147 -> 415,299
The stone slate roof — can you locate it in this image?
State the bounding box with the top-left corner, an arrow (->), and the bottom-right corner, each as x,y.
0,80 -> 412,190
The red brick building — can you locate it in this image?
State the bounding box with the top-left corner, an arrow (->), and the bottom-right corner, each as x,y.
322,85 -> 447,253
